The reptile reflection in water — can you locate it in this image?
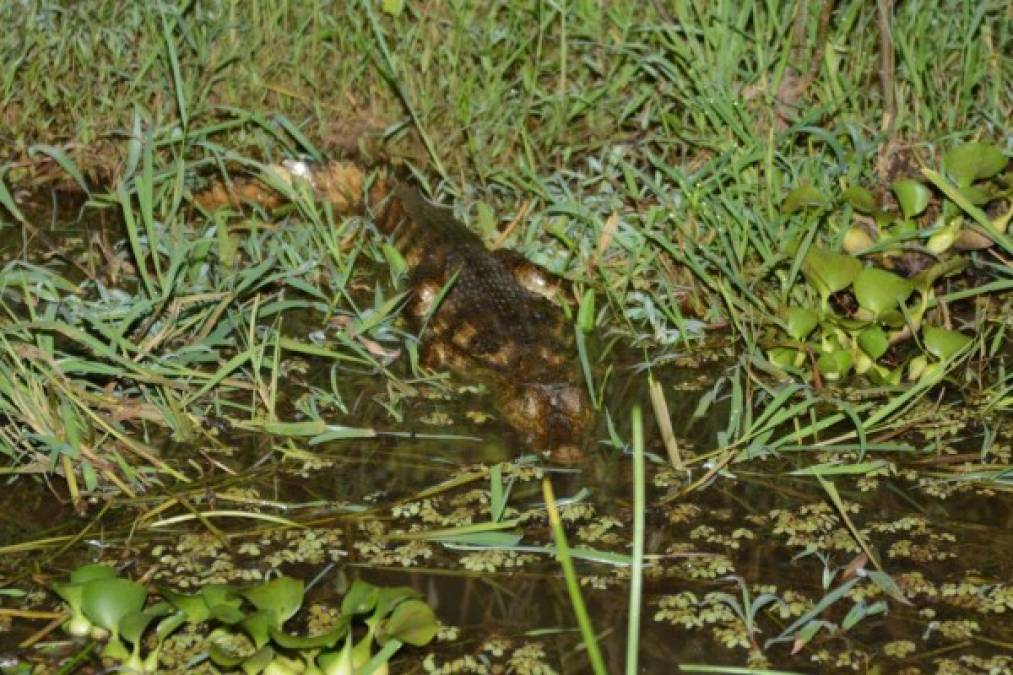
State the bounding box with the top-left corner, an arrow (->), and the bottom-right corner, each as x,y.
195,162 -> 593,459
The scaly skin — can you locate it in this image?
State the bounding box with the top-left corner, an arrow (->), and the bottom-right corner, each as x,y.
195,162 -> 593,459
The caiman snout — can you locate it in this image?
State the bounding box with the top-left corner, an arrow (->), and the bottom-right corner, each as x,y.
498,381 -> 593,461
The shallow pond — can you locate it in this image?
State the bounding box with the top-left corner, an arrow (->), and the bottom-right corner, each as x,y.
1,193 -> 1011,674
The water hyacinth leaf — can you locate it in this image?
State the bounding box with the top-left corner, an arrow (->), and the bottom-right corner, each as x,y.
159,587 -> 212,623
842,185 -> 878,213
378,599 -> 438,646
341,579 -> 380,616
70,564 -> 119,584
318,635 -> 355,675
857,325 -> 889,360
890,179 -> 930,219
269,616 -> 349,649
879,308 -> 906,329
201,584 -> 243,612
119,602 -> 173,646
801,247 -> 862,295
918,361 -> 946,384
240,576 -> 303,626
207,603 -> 246,627
768,347 -> 803,370
926,219 -> 961,255
842,227 -> 875,254
908,355 -> 928,381
888,219 -> 918,238
816,350 -> 853,380
943,142 -> 1008,187
240,645 -> 275,674
853,268 -> 913,316
208,635 -> 249,668
782,184 -> 825,214
51,582 -> 93,637
82,578 -> 148,634
156,611 -> 187,642
958,185 -> 992,206
922,325 -> 972,359
785,307 -> 818,341
373,586 -> 424,622
240,610 -> 274,649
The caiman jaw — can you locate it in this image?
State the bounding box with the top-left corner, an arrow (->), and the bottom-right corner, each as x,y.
497,381 -> 593,461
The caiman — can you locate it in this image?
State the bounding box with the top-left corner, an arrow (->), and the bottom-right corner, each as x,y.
195,161 -> 593,460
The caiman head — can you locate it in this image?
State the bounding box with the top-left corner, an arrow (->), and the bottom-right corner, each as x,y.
496,380 -> 594,462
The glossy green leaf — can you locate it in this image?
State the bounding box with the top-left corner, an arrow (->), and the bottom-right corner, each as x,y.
957,185 -> 992,206
888,219 -> 918,238
378,599 -> 438,646
340,579 -> 380,616
785,307 -> 818,341
944,142 -> 1008,187
269,617 -> 349,649
768,348 -> 802,370
907,355 -> 928,381
926,219 -> 961,255
373,586 -> 423,622
159,587 -> 212,623
120,602 -> 173,645
782,184 -> 825,214
842,185 -> 878,213
70,564 -> 119,584
240,645 -> 275,674
318,635 -> 355,675
156,611 -> 187,642
891,179 -> 931,219
843,227 -> 875,254
857,325 -> 889,360
240,610 -> 274,649
852,268 -> 913,316
82,578 -> 148,635
240,576 -> 303,626
922,325 -> 972,359
801,247 -> 862,295
816,350 -> 853,380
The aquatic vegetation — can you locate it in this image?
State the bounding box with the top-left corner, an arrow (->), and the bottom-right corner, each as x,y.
49,565 -> 437,674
